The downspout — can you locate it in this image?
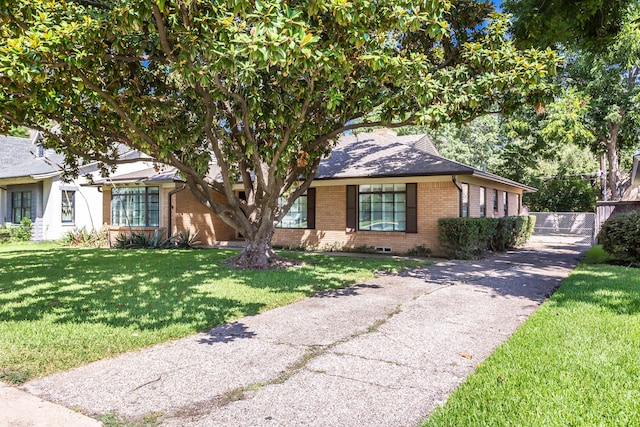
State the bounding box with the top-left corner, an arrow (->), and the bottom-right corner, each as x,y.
452,176 -> 463,217
168,185 -> 186,236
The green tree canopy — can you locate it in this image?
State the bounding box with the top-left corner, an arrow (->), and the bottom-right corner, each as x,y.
399,115 -> 503,172
502,0 -> 634,50
0,0 -> 560,268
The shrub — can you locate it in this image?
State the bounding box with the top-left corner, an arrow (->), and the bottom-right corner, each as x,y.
61,227 -> 108,248
491,215 -> 536,252
438,215 -> 536,259
114,229 -> 200,250
0,227 -> 10,243
171,230 -> 200,248
597,211 -> 640,264
438,217 -> 498,259
406,244 -> 432,257
10,218 -> 33,241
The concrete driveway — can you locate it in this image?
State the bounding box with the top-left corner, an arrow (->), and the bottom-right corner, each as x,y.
17,235 -> 589,426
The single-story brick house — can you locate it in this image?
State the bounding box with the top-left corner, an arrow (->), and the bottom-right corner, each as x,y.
97,129 -> 535,254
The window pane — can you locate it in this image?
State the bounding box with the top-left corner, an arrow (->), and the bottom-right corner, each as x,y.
461,184 -> 469,218
358,184 -> 407,231
12,191 -> 32,223
277,193 -> 308,229
61,191 -> 74,223
111,186 -> 159,227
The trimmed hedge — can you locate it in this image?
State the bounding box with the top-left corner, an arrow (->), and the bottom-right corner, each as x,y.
597,211 -> 640,264
438,215 -> 536,259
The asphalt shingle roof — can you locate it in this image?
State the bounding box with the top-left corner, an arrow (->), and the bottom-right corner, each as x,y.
0,136 -> 38,170
315,130 -> 535,191
0,152 -> 65,179
316,131 -> 474,179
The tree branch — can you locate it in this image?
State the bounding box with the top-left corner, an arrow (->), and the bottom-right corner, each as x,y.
151,4 -> 178,61
75,69 -> 157,149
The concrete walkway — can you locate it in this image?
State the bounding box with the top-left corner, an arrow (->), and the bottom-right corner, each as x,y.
9,236 -> 589,426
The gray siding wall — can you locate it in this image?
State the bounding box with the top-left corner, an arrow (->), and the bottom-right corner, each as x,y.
5,182 -> 44,240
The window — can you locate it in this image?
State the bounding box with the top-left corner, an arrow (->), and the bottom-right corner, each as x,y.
493,189 -> 498,213
358,184 -> 406,231
61,191 -> 75,223
503,192 -> 508,217
12,191 -> 32,223
460,183 -> 469,218
479,187 -> 486,217
516,194 -> 521,215
277,193 -> 308,229
111,186 -> 159,226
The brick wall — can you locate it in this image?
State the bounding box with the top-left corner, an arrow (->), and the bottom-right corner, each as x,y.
158,178 -> 527,253
272,181 -> 460,255
173,188 -> 236,244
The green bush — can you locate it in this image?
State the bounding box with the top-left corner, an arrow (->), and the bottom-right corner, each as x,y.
438,217 -> 498,259
10,218 -> 33,241
0,227 -> 10,243
61,227 -> 108,248
114,229 -> 200,250
597,211 -> 640,264
438,215 -> 536,259
492,215 -> 536,252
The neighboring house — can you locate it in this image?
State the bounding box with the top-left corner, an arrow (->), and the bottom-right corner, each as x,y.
97,129 -> 534,254
595,147 -> 640,234
0,134 -> 105,240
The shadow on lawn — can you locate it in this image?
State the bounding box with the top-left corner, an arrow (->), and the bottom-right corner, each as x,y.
547,266 -> 640,315
0,246 -> 398,331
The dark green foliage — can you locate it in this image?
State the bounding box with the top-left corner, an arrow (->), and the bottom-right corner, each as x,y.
524,177 -> 598,212
438,216 -> 536,259
114,230 -> 200,250
438,218 -> 498,259
494,216 -> 537,252
597,211 -> 640,264
9,218 -> 32,242
503,0 -> 631,50
0,227 -> 10,243
406,245 -> 432,257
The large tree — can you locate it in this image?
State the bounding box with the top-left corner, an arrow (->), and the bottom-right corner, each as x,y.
504,1 -> 640,201
0,0 -> 559,268
399,115 -> 503,172
502,0 -> 634,50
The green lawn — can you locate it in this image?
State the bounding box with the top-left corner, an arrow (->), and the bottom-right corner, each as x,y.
424,247 -> 640,426
0,242 -> 422,384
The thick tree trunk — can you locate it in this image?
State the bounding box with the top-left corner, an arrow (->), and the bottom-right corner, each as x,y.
231,236 -> 277,269
227,219 -> 294,270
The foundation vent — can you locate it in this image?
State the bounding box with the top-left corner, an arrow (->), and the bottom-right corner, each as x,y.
375,246 -> 392,253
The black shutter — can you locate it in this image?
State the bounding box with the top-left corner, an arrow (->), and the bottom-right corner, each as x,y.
307,188 -> 316,229
406,183 -> 417,233
346,185 -> 357,232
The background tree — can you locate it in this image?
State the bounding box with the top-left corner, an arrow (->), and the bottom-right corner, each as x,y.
502,0 -> 634,50
0,0 -> 559,268
504,1 -> 640,201
399,115 -> 503,171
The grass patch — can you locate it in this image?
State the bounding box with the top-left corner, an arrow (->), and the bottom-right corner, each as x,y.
424,262 -> 640,426
581,244 -> 613,265
0,242 -> 422,383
